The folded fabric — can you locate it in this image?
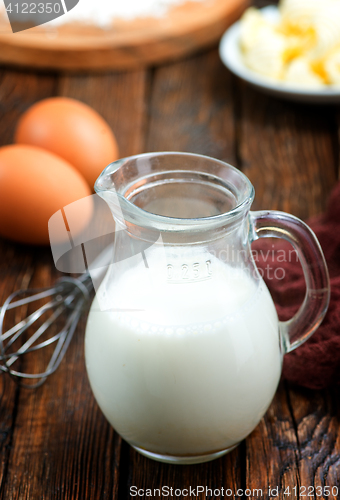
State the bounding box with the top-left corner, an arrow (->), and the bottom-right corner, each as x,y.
254,181 -> 340,390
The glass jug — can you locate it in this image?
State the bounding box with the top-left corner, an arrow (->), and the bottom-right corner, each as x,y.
85,152 -> 330,465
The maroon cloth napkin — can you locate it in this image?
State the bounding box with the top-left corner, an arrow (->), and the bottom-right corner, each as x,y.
254,182 -> 340,390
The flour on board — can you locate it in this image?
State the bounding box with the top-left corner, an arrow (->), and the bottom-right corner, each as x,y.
48,0 -> 208,28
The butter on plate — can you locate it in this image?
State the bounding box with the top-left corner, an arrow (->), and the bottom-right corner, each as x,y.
239,0 -> 340,88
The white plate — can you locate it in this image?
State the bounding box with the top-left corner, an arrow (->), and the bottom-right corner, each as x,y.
219,5 -> 340,104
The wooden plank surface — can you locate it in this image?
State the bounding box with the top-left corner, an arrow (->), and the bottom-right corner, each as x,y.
0,69 -> 57,500
237,85 -> 338,219
0,68 -> 149,499
0,0 -> 339,496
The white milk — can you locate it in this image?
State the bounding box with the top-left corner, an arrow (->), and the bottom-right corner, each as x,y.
85,251 -> 282,458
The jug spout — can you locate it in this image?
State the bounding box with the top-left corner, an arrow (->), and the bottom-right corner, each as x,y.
94,159 -> 128,226
95,158 -> 125,193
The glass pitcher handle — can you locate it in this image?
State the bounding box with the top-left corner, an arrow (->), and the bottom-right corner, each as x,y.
249,211 -> 330,354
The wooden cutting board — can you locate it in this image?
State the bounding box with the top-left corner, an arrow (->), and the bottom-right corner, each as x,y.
0,0 -> 249,71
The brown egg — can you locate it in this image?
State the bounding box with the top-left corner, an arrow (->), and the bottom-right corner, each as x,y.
0,145 -> 93,245
15,97 -> 119,190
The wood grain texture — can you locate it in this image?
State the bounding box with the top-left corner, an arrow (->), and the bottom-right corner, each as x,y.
0,69 -> 56,146
0,69 -> 149,499
235,83 -> 338,219
0,0 -> 249,71
58,71 -> 148,158
146,49 -> 237,165
0,69 -> 57,499
2,303 -> 122,500
245,384 -> 300,500
287,387 -> 340,500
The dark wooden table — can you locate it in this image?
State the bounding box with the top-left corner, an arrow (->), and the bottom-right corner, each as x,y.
0,1 -> 340,498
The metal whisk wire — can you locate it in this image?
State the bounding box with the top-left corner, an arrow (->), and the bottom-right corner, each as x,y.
0,246 -> 112,388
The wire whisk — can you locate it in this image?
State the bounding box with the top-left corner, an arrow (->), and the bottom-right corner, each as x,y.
0,246 -> 111,388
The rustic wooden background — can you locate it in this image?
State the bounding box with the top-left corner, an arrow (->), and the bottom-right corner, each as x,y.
0,0 -> 339,498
